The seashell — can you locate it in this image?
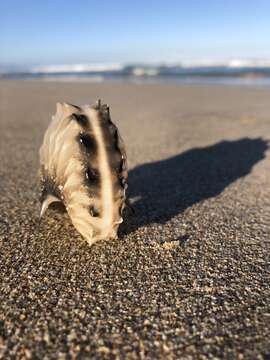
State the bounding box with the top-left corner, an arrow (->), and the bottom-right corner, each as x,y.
39,101 -> 128,245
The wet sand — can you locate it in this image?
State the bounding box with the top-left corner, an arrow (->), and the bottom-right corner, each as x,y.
0,80 -> 270,358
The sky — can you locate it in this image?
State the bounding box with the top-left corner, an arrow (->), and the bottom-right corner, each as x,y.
1,0 -> 270,67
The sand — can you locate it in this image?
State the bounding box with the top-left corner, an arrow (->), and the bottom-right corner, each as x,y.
0,80 -> 270,359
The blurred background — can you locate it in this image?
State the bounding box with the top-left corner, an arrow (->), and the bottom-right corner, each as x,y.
1,0 -> 270,86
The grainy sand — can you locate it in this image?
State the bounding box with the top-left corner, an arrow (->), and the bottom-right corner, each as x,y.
0,80 -> 270,359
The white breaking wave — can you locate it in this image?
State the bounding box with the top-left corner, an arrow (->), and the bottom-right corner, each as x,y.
227,59 -> 270,68
181,58 -> 270,68
132,67 -> 159,76
3,59 -> 270,76
30,63 -> 124,73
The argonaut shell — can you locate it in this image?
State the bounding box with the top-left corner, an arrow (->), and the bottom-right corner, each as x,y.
39,101 -> 128,245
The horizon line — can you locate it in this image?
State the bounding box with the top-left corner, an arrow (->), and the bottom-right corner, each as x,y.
2,58 -> 270,74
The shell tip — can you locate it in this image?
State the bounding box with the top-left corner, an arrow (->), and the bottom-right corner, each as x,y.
96,99 -> 102,109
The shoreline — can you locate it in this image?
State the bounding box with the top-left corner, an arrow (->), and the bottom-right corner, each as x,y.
2,76 -> 270,89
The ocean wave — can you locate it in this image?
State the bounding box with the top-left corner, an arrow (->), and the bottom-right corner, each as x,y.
227,59 -> 270,68
2,59 -> 270,76
2,60 -> 270,87
131,67 -> 159,76
181,59 -> 270,69
30,63 -> 124,74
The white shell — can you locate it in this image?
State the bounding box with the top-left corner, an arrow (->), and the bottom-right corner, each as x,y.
39,102 -> 128,245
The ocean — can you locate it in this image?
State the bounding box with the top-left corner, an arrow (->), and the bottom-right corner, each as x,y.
2,62 -> 270,87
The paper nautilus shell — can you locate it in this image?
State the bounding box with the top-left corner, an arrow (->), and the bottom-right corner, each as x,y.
39,101 -> 128,245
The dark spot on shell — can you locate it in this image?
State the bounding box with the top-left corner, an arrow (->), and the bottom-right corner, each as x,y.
105,112 -> 114,126
40,176 -> 61,203
68,103 -> 81,110
85,167 -> 99,186
101,103 -> 109,112
89,206 -> 99,217
103,105 -> 110,115
78,133 -> 97,154
114,129 -> 122,153
108,122 -> 116,133
119,158 -> 126,173
98,105 -> 111,125
71,113 -> 89,129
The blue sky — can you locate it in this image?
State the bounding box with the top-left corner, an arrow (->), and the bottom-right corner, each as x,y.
1,0 -> 270,66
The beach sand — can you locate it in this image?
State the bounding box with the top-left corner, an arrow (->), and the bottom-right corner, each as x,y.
0,80 -> 270,358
